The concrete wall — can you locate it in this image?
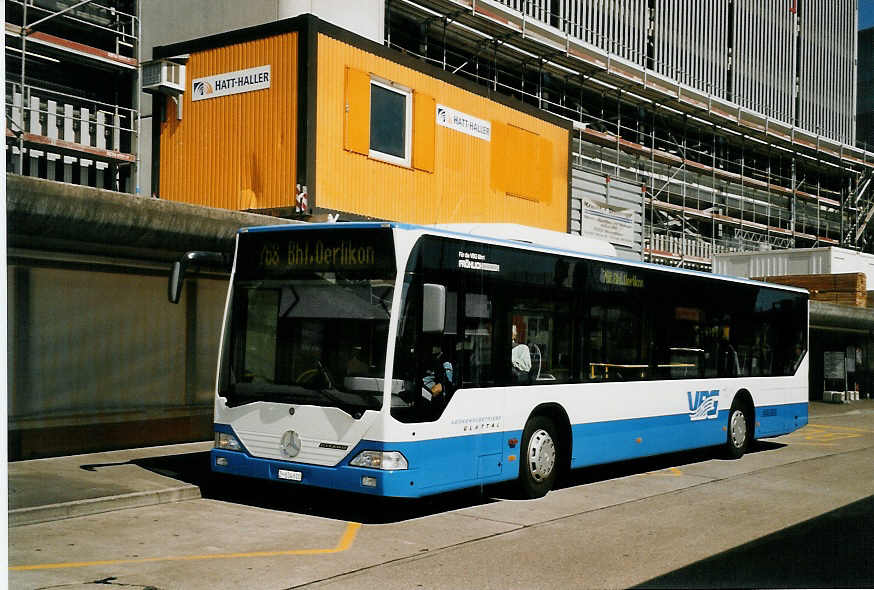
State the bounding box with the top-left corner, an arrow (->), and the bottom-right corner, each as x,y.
7,175 -> 288,459
278,0 -> 383,43
8,264 -> 224,459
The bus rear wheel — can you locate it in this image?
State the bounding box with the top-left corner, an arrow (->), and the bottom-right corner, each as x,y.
725,401 -> 752,459
518,415 -> 559,498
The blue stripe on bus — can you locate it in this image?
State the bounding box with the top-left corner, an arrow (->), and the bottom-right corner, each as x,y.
570,411 -> 728,468
756,401 -> 808,437
570,402 -> 807,468
211,402 -> 807,498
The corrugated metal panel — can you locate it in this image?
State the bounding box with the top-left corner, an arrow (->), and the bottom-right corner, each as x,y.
314,34 -> 569,231
655,0 -> 666,78
160,32 -> 298,210
649,0 -> 729,97
796,0 -> 855,143
492,0 -> 854,141
544,0 -> 649,67
570,167 -> 643,260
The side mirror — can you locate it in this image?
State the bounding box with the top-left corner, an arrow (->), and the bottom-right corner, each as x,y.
422,283 -> 446,333
168,260 -> 185,304
168,251 -> 229,304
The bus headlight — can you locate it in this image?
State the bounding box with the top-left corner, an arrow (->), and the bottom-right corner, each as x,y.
215,432 -> 243,451
349,450 -> 408,470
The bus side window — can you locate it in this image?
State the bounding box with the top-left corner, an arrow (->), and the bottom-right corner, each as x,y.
586,305 -> 605,381
586,302 -> 647,382
507,299 -> 569,385
464,292 -> 493,386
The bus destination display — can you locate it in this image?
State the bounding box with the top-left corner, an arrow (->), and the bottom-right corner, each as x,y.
237,229 -> 395,278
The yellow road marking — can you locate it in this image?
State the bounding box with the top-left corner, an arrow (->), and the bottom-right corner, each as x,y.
797,423 -> 865,443
807,423 -> 873,434
10,522 -> 361,572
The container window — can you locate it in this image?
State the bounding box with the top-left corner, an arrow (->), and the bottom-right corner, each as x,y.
369,78 -> 412,167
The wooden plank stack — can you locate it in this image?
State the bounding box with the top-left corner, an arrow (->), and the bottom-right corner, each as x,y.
754,273 -> 867,307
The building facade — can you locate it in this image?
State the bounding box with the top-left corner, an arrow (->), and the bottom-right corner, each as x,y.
385,0 -> 873,266
7,0 -> 873,266
5,0 -> 140,192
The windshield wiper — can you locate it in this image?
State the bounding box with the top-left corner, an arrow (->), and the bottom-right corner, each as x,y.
317,361 -> 336,389
313,389 -> 348,408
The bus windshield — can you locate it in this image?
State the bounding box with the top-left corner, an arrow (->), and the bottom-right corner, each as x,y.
219,228 -> 396,416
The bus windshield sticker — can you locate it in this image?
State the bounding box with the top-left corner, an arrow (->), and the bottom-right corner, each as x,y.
687,390 -> 719,421
457,251 -> 500,273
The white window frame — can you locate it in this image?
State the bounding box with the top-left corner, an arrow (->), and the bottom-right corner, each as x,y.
368,76 -> 412,168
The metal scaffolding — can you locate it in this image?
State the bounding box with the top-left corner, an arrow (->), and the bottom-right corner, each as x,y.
5,0 -> 140,193
387,0 -> 874,268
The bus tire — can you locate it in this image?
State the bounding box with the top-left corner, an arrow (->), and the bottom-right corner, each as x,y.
725,400 -> 752,459
518,415 -> 560,498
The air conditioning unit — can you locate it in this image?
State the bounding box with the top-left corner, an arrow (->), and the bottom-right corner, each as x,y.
142,58 -> 187,120
142,59 -> 186,95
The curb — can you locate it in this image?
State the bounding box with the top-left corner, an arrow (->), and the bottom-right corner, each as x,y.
10,485 -> 202,527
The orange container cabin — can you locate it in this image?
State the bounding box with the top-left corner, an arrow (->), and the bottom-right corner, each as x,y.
153,16 -> 572,232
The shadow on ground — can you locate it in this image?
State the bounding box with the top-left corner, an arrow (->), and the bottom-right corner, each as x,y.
558,440 -> 786,490
111,441 -> 786,524
635,494 -> 874,589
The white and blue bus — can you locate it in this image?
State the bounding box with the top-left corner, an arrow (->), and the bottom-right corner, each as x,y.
178,222 -> 808,498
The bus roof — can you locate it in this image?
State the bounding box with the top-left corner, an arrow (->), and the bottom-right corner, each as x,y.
238,222 -> 809,296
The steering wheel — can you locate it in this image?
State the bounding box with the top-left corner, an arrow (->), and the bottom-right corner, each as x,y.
295,361 -> 334,389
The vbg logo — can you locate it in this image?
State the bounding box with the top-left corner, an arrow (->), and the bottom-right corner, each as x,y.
687,389 -> 719,421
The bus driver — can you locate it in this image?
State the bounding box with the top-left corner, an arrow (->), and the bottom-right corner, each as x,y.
422,346 -> 455,404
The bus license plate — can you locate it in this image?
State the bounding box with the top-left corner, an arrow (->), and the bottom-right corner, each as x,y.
278,469 -> 302,482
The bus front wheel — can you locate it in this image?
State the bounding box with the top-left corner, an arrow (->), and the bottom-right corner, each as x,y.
518,415 -> 559,498
725,401 -> 752,459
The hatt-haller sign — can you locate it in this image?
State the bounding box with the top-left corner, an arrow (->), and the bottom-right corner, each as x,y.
192,65 -> 271,101
436,104 -> 491,141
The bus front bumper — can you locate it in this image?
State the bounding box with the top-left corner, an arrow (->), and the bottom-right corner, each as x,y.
211,447 -> 421,497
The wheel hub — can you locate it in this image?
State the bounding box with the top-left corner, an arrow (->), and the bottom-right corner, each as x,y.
730,410 -> 747,448
527,428 -> 556,482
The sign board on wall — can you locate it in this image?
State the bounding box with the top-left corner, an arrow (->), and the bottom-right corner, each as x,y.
581,198 -> 635,248
436,104 -> 491,141
192,65 -> 271,101
824,351 -> 845,379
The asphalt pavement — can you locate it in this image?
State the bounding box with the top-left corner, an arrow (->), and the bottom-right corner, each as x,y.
7,400 -> 870,528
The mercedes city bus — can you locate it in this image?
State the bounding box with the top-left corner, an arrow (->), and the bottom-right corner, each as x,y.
170,222 -> 808,498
